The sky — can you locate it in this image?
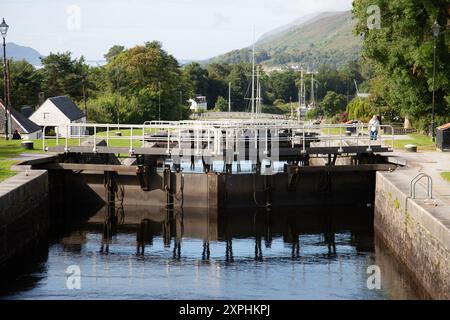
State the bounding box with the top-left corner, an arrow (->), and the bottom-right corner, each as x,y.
1,0 -> 353,62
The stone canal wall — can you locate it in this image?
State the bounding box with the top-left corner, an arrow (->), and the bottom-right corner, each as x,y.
0,170 -> 49,266
374,171 -> 450,299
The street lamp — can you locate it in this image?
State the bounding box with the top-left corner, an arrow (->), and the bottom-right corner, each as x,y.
431,20 -> 440,142
0,18 -> 9,140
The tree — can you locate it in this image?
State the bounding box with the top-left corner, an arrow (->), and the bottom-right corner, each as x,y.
104,43 -> 192,121
40,52 -> 90,102
319,91 -> 347,117
104,45 -> 125,62
87,92 -> 140,124
268,70 -> 298,102
353,0 -> 450,130
346,97 -> 374,122
0,60 -> 42,108
228,63 -> 252,111
183,62 -> 209,95
214,96 -> 228,111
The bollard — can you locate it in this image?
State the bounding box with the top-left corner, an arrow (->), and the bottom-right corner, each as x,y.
405,144 -> 417,152
21,140 -> 34,150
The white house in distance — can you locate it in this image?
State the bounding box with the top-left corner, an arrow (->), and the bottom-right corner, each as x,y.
188,95 -> 208,112
0,102 -> 42,140
30,96 -> 86,137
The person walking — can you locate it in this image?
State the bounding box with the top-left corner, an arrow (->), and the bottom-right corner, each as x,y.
369,115 -> 380,141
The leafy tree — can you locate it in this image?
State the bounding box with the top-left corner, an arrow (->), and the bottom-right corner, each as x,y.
319,91 -> 347,117
346,97 -> 374,122
104,43 -> 192,121
39,52 -> 90,102
228,63 -> 252,111
87,92 -> 140,124
0,60 -> 42,108
104,45 -> 125,62
268,70 -> 298,102
353,0 -> 450,130
306,107 -> 321,120
183,62 -> 209,96
214,96 -> 228,111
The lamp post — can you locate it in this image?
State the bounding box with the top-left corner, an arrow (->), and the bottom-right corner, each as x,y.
0,18 -> 9,140
431,20 -> 440,142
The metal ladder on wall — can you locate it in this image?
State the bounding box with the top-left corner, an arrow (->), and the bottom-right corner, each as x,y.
409,173 -> 433,200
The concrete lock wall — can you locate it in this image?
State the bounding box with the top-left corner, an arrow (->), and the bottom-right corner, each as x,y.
218,171 -> 375,208
71,170 -> 375,209
0,171 -> 50,266
71,171 -> 215,209
374,172 -> 450,300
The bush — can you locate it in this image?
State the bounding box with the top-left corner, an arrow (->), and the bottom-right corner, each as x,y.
319,91 -> 347,118
87,92 -> 141,124
214,96 -> 228,111
346,98 -> 374,122
261,104 -> 284,114
306,107 -> 322,120
273,99 -> 286,106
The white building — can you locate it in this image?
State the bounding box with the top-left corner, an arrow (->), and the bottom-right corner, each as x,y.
30,96 -> 86,138
188,96 -> 208,112
0,102 -> 42,140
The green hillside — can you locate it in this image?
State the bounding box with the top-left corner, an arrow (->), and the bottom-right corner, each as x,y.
208,11 -> 361,68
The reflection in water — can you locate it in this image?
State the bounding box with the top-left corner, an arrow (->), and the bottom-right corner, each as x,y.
101,171 -> 125,254
110,206 -> 362,262
0,204 -> 428,300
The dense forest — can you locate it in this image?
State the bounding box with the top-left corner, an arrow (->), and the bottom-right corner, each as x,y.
0,1 -> 448,130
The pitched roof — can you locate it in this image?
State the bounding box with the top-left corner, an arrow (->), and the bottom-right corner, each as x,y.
48,96 -> 85,121
0,103 -> 41,133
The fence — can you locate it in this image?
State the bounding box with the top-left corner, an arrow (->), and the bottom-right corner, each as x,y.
42,121 -> 395,157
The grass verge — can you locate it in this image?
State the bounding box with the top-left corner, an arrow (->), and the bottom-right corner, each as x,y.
441,172 -> 450,183
393,134 -> 435,151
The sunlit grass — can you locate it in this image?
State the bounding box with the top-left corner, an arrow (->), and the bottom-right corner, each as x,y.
0,140 -> 25,182
441,172 -> 450,183
0,160 -> 18,182
393,134 -> 435,151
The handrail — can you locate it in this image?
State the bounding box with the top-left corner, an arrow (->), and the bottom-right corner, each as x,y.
410,173 -> 433,199
40,121 -> 396,157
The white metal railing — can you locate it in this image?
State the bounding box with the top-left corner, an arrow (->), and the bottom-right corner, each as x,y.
41,122 -> 395,156
410,173 -> 433,199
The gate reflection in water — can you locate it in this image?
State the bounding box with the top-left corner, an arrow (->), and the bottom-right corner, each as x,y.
0,205 -> 426,300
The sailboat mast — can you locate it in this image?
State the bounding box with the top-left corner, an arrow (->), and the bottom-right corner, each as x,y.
251,28 -> 255,115
256,67 -> 260,114
300,69 -> 304,107
228,82 -> 231,112
258,76 -> 262,114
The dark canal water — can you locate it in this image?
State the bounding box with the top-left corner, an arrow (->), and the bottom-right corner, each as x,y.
0,205 -> 426,300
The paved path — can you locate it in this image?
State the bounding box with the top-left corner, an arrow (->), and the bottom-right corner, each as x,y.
381,150 -> 450,234
10,153 -> 55,171
391,151 -> 450,204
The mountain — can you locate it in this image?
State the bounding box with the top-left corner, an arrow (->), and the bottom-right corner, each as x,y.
0,42 -> 43,66
207,11 -> 361,69
257,11 -> 339,44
